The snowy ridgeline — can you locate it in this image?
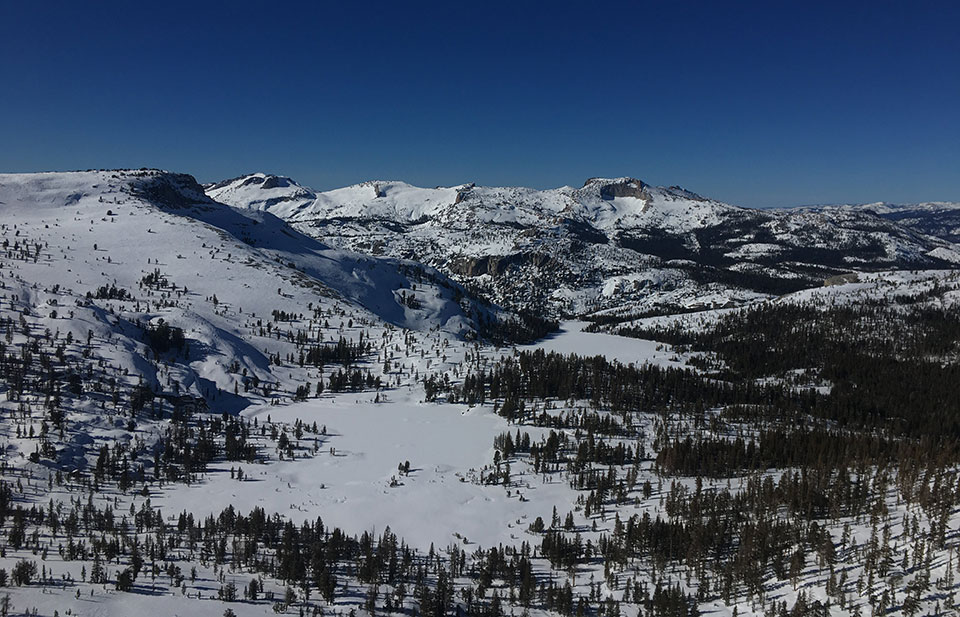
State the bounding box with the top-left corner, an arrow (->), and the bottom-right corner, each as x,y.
207,174 -> 960,319
0,170 -> 959,616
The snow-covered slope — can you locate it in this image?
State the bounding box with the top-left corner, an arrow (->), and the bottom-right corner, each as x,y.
1,170 -> 514,337
209,174 -> 960,318
0,168 -> 546,519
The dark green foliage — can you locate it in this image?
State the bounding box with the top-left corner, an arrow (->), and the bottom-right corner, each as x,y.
90,284 -> 133,301
477,311 -> 559,346
144,318 -> 186,354
618,302 -> 960,438
449,348 -> 799,414
303,337 -> 369,367
116,568 -> 135,591
11,560 -> 36,587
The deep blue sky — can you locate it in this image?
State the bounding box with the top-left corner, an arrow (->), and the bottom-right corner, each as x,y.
1,1 -> 957,207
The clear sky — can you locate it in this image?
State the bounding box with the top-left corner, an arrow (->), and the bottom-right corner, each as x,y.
1,1 -> 957,207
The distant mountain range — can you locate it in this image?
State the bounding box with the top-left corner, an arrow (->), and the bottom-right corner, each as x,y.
794,201 -> 960,244
207,173 -> 960,319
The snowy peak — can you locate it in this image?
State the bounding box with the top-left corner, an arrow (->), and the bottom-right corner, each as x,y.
205,172 -> 318,216
562,177 -> 735,232
314,180 -> 462,222
580,177 -> 649,199
205,172 -> 308,194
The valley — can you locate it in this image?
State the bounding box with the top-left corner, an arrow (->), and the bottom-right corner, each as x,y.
0,170 -> 958,617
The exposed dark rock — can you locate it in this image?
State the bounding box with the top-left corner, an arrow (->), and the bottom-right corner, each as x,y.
448,252 -> 560,277
454,185 -> 474,205
128,172 -> 210,210
582,177 -> 649,200
261,175 -> 293,190
824,273 -> 860,286
240,175 -> 264,187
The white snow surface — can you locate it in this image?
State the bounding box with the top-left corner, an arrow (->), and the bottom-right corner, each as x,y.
520,321 -> 689,368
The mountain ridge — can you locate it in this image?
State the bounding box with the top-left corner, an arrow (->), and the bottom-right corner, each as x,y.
207,172 -> 960,319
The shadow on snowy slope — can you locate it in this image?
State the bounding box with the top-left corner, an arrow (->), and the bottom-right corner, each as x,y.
130,172 -> 491,335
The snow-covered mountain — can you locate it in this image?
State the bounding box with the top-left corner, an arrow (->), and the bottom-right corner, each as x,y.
208,174 -> 960,318
207,175 -> 732,234
0,169 -> 546,433
794,201 -> 960,245
0,170 -> 519,337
